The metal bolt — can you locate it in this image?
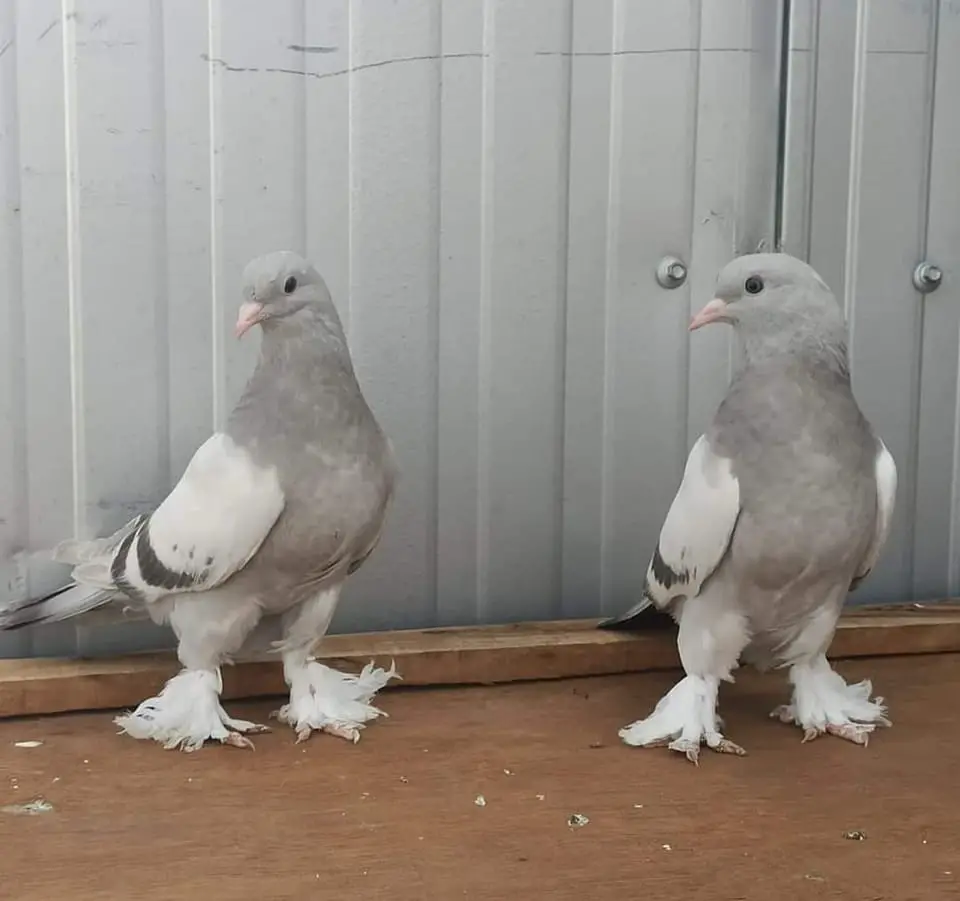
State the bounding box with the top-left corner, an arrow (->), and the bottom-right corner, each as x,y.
912,261 -> 943,294
656,256 -> 688,289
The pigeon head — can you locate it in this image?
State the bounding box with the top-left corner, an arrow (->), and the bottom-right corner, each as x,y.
689,253 -> 842,335
235,251 -> 330,338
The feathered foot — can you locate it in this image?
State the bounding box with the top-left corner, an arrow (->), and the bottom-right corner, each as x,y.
272,659 -> 399,743
619,674 -> 746,765
115,669 -> 269,752
772,654 -> 891,747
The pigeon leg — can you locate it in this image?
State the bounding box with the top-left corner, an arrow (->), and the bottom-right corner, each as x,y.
116,595 -> 267,751
773,653 -> 890,745
115,668 -> 268,752
619,594 -> 749,765
271,587 -> 399,743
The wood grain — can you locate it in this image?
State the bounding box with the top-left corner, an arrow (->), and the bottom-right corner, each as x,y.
2,603 -> 960,719
2,655 -> 960,901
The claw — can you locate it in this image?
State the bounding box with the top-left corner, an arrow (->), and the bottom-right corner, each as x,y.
323,723 -> 361,743
825,722 -> 874,746
668,738 -> 701,766
710,737 -> 747,757
242,723 -> 271,735
222,732 -> 257,750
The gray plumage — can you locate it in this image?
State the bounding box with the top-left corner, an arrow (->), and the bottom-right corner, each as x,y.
605,253 -> 897,764
0,251 -> 399,750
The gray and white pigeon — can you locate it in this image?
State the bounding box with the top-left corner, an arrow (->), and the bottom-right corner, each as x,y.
600,253 -> 897,764
0,251 -> 399,751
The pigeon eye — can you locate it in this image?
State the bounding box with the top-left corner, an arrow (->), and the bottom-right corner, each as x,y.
744,276 -> 764,295
283,276 -> 298,294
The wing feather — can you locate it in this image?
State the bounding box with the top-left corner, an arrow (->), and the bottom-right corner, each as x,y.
850,437 -> 897,591
73,433 -> 285,605
645,434 -> 741,606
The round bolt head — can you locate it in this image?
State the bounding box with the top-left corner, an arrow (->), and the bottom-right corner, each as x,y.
656,256 -> 688,289
913,262 -> 943,294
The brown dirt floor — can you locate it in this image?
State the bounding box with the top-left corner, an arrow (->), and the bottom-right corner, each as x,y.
0,653 -> 958,901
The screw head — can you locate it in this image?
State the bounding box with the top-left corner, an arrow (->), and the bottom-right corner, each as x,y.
913,262 -> 943,294
656,256 -> 688,289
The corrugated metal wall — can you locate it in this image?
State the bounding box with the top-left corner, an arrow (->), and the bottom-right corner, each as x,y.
0,0 -> 956,660
781,0 -> 959,605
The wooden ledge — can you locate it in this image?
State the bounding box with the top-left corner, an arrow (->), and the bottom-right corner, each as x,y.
2,603 -> 960,719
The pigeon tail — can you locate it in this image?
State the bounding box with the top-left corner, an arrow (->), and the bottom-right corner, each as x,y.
0,582 -> 116,631
597,596 -> 676,631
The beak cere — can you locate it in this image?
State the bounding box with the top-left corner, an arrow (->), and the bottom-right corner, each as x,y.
235,301 -> 265,339
688,297 -> 729,332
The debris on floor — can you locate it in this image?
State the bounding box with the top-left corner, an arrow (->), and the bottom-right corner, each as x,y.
567,813 -> 589,828
2,798 -> 54,816
843,830 -> 867,841
474,795 -> 486,807
13,741 -> 44,749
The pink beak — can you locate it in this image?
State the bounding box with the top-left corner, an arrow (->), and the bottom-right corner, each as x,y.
688,297 -> 729,332
235,301 -> 265,339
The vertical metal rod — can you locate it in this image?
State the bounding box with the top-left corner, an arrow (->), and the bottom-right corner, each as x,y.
773,0 -> 793,251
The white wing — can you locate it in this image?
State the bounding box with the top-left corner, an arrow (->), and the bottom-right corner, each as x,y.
64,433 -> 285,603
851,437 -> 897,590
644,434 -> 741,608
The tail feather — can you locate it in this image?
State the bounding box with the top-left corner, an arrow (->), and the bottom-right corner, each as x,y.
52,514 -> 146,566
598,596 -> 677,632
0,582 -> 119,631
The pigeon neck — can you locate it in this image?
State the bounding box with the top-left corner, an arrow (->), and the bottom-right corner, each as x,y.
736,327 -> 850,379
259,304 -> 350,360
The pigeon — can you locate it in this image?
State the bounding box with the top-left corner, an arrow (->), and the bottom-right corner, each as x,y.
0,251 -> 399,751
600,253 -> 897,764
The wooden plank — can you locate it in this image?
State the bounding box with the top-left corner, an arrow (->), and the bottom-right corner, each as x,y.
2,605 -> 960,719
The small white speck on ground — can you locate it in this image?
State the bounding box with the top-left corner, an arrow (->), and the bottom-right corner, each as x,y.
51,777 -> 60,784
503,769 -> 514,776
13,741 -> 43,748
83,759 -> 89,764
662,844 -> 672,851
399,776 -> 408,783
568,813 -> 589,828
842,830 -> 866,841
633,804 -> 644,809
2,798 -> 54,816
474,795 -> 486,807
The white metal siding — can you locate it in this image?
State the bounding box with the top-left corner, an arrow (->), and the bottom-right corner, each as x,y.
782,0 -> 959,604
4,0 -> 954,660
